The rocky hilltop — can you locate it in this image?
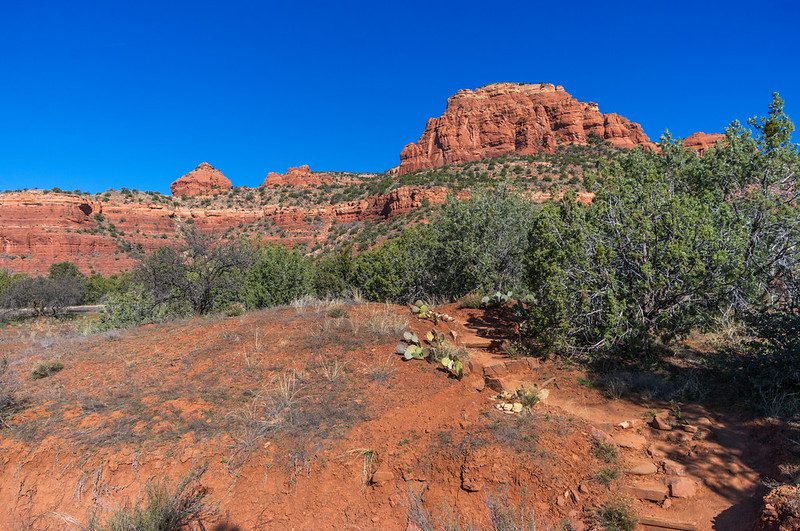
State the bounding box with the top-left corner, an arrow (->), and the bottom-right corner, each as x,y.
399,83 -> 654,174
262,165 -> 362,187
170,162 -> 233,197
0,83 -> 727,276
682,132 -> 725,154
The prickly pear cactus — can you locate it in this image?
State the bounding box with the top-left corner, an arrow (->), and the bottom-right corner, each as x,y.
403,331 -> 420,344
410,300 -> 432,319
440,356 -> 464,378
403,344 -> 425,360
482,290 -> 514,308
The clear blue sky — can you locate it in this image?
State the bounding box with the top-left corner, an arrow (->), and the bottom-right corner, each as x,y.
1,0 -> 798,194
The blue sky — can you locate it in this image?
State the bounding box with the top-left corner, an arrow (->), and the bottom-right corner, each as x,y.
1,0 -> 798,193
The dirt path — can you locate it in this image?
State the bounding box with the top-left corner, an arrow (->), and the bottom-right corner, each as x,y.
454,305 -> 770,530
0,303 -> 781,529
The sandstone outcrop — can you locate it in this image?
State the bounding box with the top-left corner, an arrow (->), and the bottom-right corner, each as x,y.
263,165 -> 329,187
0,185 -> 451,275
398,83 -> 654,174
683,132 -> 725,154
170,162 -> 233,197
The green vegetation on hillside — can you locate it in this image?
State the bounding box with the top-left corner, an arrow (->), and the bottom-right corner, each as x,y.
3,94 -> 798,420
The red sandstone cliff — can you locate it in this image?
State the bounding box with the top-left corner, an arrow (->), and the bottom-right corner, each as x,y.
0,186 -> 449,275
170,162 -> 233,197
398,83 -> 654,174
683,132 -> 725,154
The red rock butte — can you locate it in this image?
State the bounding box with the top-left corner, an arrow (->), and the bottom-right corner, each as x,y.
682,132 -> 725,154
264,165 -> 330,187
170,162 -> 233,197
398,82 -> 655,174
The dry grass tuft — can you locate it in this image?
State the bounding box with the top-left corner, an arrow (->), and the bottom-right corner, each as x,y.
366,305 -> 409,338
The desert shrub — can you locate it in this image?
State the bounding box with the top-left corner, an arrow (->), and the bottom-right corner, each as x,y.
426,188 -> 537,300
595,502 -> 636,531
137,228 -> 251,314
595,466 -> 620,485
525,94 -> 799,358
98,286 -> 188,329
592,440 -> 618,463
312,248 -> 355,298
224,301 -> 246,317
1,275 -> 84,315
350,225 -> 435,302
485,492 -> 536,531
457,291 -> 485,309
48,261 -> 84,283
527,178 -> 744,356
90,468 -> 209,531
0,269 -> 25,304
244,243 -> 314,308
31,360 -> 63,379
47,262 -> 128,305
349,189 -> 536,303
84,273 -> 129,304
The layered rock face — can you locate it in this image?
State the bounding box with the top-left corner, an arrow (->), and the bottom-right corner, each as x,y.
0,186 -> 449,275
683,132 -> 725,154
398,83 -> 654,174
170,162 -> 233,197
263,165 -> 338,187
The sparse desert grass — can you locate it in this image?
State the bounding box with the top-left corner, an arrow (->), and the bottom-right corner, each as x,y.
232,366 -> 367,469
367,355 -> 396,382
0,358 -> 20,427
457,292 -> 484,309
291,293 -> 361,315
405,490 -> 434,531
595,466 -> 620,485
346,448 -> 375,486
314,354 -> 350,382
485,492 -> 536,531
427,340 -> 469,364
327,306 -> 349,319
486,412 -> 540,455
366,305 -> 408,337
592,440 -> 618,463
31,360 -> 64,379
89,467 -> 210,531
595,502 -> 636,531
304,315 -> 365,352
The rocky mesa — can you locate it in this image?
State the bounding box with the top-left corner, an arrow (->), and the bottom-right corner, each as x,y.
170,162 -> 233,197
398,82 -> 655,174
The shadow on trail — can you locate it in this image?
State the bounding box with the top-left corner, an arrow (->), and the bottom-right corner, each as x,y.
460,306 -> 800,530
463,306 -> 519,352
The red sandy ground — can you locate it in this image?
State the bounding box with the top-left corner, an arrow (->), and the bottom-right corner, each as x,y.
0,303 -> 787,529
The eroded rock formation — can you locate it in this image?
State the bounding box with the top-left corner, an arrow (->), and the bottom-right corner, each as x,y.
683,132 -> 725,154
0,186 -> 450,275
398,83 -> 654,174
264,165 -> 329,187
170,162 -> 233,197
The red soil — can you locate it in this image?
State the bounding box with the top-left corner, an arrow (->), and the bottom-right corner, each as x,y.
0,303 -> 785,529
